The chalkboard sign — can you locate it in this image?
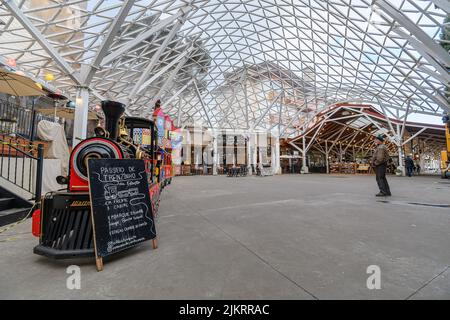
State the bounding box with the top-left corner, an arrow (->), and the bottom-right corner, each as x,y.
87,159 -> 157,271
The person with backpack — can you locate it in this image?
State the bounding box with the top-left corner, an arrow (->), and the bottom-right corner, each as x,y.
371,134 -> 392,197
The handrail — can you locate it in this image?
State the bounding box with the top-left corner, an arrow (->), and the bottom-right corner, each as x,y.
0,140 -> 37,159
0,136 -> 44,201
0,99 -> 55,141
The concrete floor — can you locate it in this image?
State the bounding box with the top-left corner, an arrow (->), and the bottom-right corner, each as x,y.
1,174 -> 449,299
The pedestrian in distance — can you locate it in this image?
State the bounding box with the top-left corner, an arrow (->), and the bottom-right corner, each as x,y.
371,134 -> 392,197
405,155 -> 414,177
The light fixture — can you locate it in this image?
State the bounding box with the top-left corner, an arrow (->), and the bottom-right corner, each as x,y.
6,58 -> 16,67
45,73 -> 55,81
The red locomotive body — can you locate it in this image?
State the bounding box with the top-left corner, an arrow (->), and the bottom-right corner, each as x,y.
32,100 -> 170,259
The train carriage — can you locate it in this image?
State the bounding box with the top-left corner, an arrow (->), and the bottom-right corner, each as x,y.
31,100 -> 172,259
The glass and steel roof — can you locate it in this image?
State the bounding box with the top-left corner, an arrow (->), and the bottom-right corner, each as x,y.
0,0 -> 448,136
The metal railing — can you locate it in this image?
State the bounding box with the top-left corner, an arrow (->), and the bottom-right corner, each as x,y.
0,136 -> 44,201
0,99 -> 54,140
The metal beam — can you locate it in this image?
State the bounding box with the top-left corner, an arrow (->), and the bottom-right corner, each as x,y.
324,114 -> 361,122
101,6 -> 191,66
244,72 -> 249,129
376,97 -> 397,141
134,48 -> 191,98
288,141 -> 303,153
177,97 -> 183,127
279,100 -> 311,137
73,87 -> 90,147
81,0 -> 136,85
402,127 -> 427,146
392,27 -> 450,83
429,0 -> 450,14
277,100 -> 283,135
219,101 -> 236,129
151,54 -> 190,103
217,69 -> 248,129
4,0 -> 82,85
400,102 -> 411,140
417,65 -> 450,84
343,130 -> 361,153
91,89 -> 106,101
376,0 -> 450,67
128,19 -> 189,101
305,120 -> 326,153
404,76 -> 449,112
252,91 -> 282,129
236,68 -> 248,129
193,80 -> 213,129
164,78 -> 195,107
328,126 -> 349,153
289,103 -> 344,142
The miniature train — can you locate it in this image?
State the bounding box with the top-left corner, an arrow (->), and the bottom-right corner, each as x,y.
441,114 -> 450,179
31,100 -> 174,259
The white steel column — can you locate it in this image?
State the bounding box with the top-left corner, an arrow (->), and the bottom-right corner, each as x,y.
325,140 -> 329,174
246,131 -> 253,175
398,144 -> 404,176
302,135 -> 308,174
396,123 -> 405,176
252,132 -> 258,175
272,136 -> 281,175
73,87 -> 90,148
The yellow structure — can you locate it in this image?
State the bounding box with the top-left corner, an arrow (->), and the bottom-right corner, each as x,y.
442,122 -> 450,178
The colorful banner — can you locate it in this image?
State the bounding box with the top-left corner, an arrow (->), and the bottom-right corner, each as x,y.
164,115 -> 172,139
170,128 -> 183,165
132,128 -> 152,146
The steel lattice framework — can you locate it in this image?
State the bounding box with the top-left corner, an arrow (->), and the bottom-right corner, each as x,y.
0,0 -> 448,137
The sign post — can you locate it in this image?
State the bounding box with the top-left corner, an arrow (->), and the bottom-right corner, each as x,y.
87,159 -> 157,271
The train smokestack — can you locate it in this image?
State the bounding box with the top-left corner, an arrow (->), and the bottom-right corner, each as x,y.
101,100 -> 125,141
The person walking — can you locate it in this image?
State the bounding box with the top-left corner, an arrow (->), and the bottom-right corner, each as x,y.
405,155 -> 414,177
371,134 -> 392,197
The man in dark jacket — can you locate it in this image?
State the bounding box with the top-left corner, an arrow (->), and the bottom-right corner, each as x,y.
371,134 -> 391,197
405,155 -> 414,177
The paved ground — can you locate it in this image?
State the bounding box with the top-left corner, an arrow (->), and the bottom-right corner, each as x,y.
1,174 -> 449,299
